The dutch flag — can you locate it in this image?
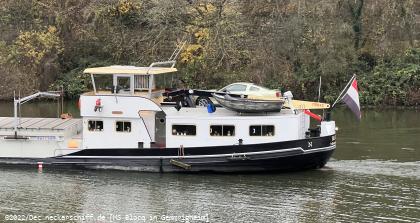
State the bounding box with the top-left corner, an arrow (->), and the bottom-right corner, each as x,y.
341,76 -> 361,120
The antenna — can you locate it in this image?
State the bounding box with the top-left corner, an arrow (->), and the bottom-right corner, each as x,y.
317,76 -> 322,102
18,91 -> 21,127
61,85 -> 64,114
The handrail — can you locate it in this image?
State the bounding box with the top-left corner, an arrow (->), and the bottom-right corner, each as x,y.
146,41 -> 185,96
169,41 -> 186,63
13,91 -> 60,138
147,60 -> 177,97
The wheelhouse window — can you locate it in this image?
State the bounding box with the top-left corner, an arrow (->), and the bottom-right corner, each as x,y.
116,121 -> 131,132
88,120 -> 103,131
172,125 -> 196,136
210,125 -> 235,136
250,125 -> 275,136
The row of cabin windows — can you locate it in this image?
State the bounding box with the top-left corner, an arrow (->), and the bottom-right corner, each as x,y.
87,121 -> 274,136
88,120 -> 131,132
172,125 -> 275,137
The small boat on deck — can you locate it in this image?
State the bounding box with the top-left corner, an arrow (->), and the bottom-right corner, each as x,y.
212,93 -> 285,113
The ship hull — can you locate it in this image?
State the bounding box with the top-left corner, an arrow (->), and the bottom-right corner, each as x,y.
0,135 -> 335,173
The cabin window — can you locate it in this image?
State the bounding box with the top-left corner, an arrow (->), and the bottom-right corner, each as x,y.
250,125 -> 275,136
210,125 -> 235,136
172,125 -> 196,136
93,75 -> 113,92
117,76 -> 131,92
116,121 -> 131,132
88,120 -> 103,131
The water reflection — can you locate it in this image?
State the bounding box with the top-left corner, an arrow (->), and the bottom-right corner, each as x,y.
0,165 -> 418,222
0,102 -> 419,222
333,108 -> 419,162
0,100 -> 80,118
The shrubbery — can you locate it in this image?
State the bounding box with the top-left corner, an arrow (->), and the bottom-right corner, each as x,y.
0,0 -> 418,106
359,48 -> 420,106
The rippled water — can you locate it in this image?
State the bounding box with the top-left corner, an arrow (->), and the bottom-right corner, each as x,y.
0,103 -> 419,222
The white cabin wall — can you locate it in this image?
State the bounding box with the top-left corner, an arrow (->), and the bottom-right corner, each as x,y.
80,95 -> 160,149
165,115 -> 301,148
297,112 -> 310,139
80,95 -> 161,118
304,114 -> 310,134
82,117 -> 151,149
139,111 -> 156,142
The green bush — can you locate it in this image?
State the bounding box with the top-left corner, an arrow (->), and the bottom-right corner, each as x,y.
359,48 -> 420,106
49,68 -> 91,99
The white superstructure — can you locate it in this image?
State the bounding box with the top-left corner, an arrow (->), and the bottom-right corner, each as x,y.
164,107 -> 309,148
0,59 -> 336,159
77,60 -> 318,150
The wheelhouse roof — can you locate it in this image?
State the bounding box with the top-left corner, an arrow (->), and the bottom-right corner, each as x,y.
83,65 -> 177,75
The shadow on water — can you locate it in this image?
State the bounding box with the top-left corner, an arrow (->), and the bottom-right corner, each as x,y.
0,102 -> 419,222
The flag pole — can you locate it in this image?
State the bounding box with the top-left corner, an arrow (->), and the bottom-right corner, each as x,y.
331,74 -> 356,108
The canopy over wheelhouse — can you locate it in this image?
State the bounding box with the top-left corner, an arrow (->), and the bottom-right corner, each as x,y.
83,66 -> 177,75
83,61 -> 177,98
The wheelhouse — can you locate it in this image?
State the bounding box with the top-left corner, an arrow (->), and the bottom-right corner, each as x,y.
80,61 -> 177,149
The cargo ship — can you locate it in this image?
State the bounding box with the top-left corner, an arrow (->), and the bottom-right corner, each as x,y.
0,60 -> 336,172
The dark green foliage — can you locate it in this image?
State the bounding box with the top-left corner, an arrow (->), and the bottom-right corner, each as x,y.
50,68 -> 90,99
360,48 -> 420,106
0,0 -> 418,106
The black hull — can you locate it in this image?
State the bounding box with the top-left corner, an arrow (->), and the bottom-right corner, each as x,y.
0,136 -> 336,173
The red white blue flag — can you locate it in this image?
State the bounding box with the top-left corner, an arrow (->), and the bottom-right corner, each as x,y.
341,77 -> 361,120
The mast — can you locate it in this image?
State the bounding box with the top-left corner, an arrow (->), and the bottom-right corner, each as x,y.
317,76 -> 322,102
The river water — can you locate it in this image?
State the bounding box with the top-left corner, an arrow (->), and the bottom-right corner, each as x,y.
0,101 -> 419,223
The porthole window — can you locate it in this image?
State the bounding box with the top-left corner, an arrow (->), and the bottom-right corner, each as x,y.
88,120 -> 103,131
210,125 -> 235,136
116,121 -> 131,132
172,125 -> 196,136
250,125 -> 275,136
